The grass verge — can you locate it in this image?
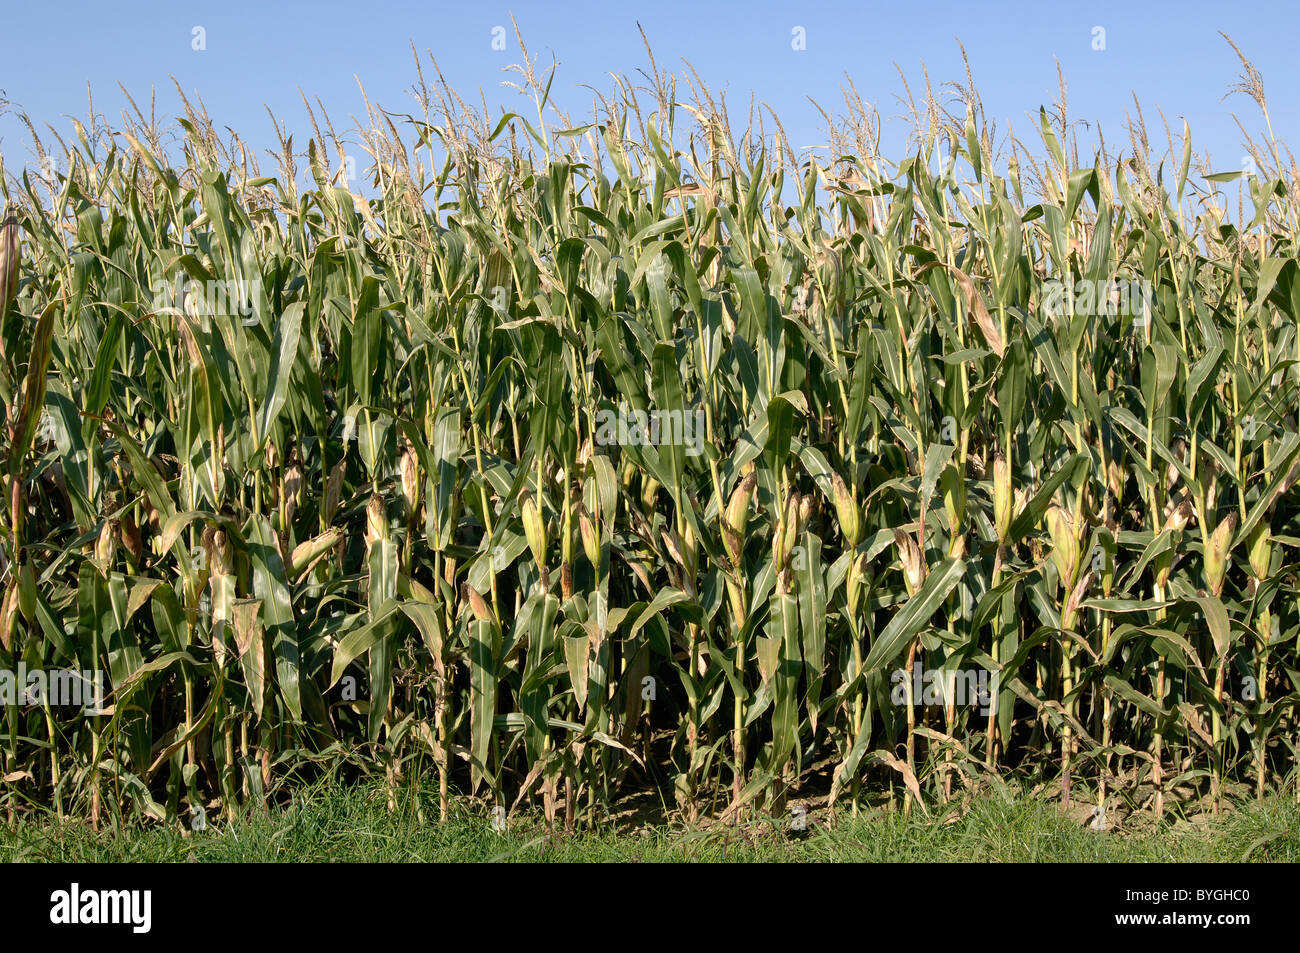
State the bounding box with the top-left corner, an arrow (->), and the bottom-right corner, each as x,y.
3,781 -> 1297,862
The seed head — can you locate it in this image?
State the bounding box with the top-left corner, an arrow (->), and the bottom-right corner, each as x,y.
324,460 -> 347,524
993,454 -> 1013,543
95,519 -> 117,575
120,511 -> 143,564
289,529 -> 342,580
520,488 -> 548,567
461,583 -> 493,623
641,476 -> 660,510
578,504 -> 600,567
1061,570 -> 1094,631
1248,522 -> 1271,581
1164,498 -> 1193,534
1106,460 -> 1125,501
940,465 -> 965,535
284,460 -> 304,525
893,528 -> 926,596
725,473 -> 757,537
1044,504 -> 1079,585
779,491 -> 803,568
400,444 -> 420,513
1204,512 -> 1238,597
830,472 -> 862,547
846,551 -> 868,616
365,494 -> 388,548
210,527 -> 233,575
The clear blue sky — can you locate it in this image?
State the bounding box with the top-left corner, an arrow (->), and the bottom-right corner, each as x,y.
2,0 -> 1297,184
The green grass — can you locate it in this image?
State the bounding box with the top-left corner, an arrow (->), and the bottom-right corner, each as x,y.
3,781 -> 1297,862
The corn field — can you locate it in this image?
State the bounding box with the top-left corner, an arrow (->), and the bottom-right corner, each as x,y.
2,41 -> 1300,830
